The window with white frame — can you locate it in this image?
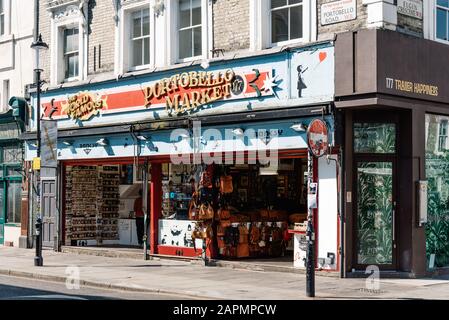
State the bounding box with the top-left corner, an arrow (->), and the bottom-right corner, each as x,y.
178,0 -> 202,60
131,8 -> 150,68
271,0 -> 303,44
0,0 -> 4,36
63,27 -> 79,80
437,0 -> 449,41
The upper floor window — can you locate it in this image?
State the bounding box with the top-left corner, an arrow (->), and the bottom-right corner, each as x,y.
271,0 -> 303,44
0,0 -> 4,36
131,8 -> 150,68
63,27 -> 79,80
178,0 -> 202,60
437,0 -> 449,41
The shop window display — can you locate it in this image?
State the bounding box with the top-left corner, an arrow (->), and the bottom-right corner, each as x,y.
158,159 -> 308,259
64,164 -> 146,246
425,114 -> 449,268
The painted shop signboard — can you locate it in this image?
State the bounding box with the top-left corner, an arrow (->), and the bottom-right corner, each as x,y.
397,0 -> 423,20
320,0 -> 357,26
32,45 -> 335,130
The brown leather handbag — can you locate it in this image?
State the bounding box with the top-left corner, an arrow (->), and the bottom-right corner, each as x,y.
218,208 -> 231,220
238,225 -> 249,243
220,219 -> 231,228
220,175 -> 233,194
199,203 -> 214,221
237,243 -> 250,257
188,193 -> 199,221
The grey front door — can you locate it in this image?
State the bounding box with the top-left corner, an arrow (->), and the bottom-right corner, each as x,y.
41,179 -> 57,248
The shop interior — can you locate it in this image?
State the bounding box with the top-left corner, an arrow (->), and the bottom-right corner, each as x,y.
159,158 -> 309,260
64,164 -> 146,247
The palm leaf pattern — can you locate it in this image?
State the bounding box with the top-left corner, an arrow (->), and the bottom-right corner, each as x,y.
357,162 -> 393,265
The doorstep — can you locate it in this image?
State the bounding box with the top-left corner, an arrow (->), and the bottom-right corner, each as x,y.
346,270 -> 418,279
60,246 -> 339,277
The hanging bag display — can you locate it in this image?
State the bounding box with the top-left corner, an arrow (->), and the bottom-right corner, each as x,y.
220,175 -> 233,194
199,203 -> 215,221
188,192 -> 199,221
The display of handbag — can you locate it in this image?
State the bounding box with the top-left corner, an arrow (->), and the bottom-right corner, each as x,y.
199,165 -> 214,188
188,192 -> 199,221
249,224 -> 260,244
217,224 -> 226,236
269,210 -> 288,221
237,243 -> 250,258
199,203 -> 214,221
218,208 -> 231,220
192,223 -> 213,240
289,213 -> 307,224
238,224 -> 249,244
220,219 -> 231,228
220,175 -> 233,194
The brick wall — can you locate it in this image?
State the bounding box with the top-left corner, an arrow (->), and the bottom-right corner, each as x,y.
397,13 -> 423,37
213,0 -> 250,55
87,0 -> 116,74
317,0 -> 367,40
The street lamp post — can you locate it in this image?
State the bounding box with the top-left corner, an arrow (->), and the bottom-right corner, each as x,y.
31,33 -> 48,267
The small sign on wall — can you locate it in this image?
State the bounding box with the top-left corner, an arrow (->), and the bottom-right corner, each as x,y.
321,0 -> 357,26
397,0 -> 423,20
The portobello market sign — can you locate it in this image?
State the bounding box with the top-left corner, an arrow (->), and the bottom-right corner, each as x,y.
144,70 -> 236,114
41,68 -> 274,121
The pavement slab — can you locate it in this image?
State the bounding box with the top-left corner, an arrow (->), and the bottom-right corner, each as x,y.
1,247 -> 449,300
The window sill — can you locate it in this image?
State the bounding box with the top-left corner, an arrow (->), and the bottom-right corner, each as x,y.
176,55 -> 205,64
435,37 -> 449,45
269,38 -> 308,49
128,64 -> 152,72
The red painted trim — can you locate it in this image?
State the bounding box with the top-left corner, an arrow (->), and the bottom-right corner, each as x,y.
150,164 -> 162,254
157,245 -> 201,258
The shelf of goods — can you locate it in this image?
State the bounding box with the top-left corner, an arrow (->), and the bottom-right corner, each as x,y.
65,165 -> 120,244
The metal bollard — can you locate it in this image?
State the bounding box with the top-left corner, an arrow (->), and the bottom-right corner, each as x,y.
34,216 -> 43,267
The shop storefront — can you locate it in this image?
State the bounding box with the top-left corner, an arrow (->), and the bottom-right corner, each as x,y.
25,42 -> 341,270
0,108 -> 25,247
335,29 -> 449,276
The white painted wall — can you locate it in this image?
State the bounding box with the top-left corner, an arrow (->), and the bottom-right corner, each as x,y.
0,0 -> 34,112
318,155 -> 339,270
4,225 -> 21,247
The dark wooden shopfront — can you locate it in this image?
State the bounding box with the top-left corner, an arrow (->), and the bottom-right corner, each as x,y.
334,28 -> 449,277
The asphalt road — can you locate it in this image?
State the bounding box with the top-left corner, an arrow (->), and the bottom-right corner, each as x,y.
0,275 -> 192,300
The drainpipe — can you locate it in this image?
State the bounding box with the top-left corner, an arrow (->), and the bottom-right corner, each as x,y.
339,147 -> 345,278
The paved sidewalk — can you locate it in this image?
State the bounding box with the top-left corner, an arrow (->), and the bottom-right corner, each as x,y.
1,247 -> 448,300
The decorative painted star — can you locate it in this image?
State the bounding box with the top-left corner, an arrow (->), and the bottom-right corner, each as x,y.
261,75 -> 280,94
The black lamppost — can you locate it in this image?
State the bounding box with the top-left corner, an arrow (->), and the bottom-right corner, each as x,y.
31,33 -> 48,267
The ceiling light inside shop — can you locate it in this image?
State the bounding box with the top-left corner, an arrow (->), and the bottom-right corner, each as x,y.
97,138 -> 110,146
62,140 -> 74,146
259,162 -> 279,176
232,128 -> 244,136
137,135 -> 149,141
290,123 -> 307,132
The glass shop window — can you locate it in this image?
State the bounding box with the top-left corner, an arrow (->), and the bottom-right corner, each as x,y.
425,113 -> 449,268
354,123 -> 396,154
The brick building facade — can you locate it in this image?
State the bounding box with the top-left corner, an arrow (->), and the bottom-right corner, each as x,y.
20,0 -> 449,278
